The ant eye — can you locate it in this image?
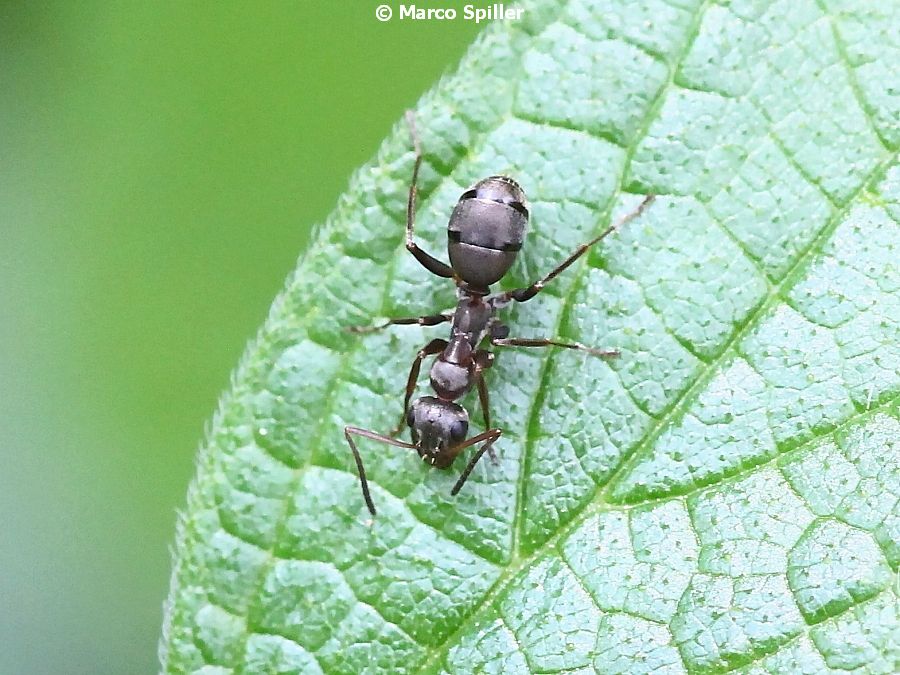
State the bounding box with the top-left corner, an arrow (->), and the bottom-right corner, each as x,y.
450,420 -> 468,442
406,407 -> 416,428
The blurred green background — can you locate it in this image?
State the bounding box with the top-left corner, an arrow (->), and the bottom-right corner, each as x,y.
1,3 -> 480,672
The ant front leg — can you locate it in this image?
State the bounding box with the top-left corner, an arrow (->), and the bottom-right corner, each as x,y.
347,312 -> 452,334
449,428 -> 503,496
499,194 -> 655,303
390,338 -> 448,437
403,111 -> 454,279
345,426 -> 418,516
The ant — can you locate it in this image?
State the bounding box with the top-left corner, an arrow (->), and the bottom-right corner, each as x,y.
345,112 -> 654,516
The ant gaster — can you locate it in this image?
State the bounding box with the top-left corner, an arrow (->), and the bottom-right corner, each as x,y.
346,112 -> 654,516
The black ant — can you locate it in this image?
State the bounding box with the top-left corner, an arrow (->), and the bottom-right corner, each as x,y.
346,112 -> 654,516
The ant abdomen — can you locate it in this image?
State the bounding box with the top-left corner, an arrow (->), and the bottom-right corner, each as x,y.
448,176 -> 529,290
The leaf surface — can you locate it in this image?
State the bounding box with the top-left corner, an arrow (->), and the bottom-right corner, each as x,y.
161,0 -> 900,672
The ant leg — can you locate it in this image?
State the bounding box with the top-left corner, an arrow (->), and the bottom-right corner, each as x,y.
345,426 -> 418,516
347,312 -> 452,334
390,338 -> 448,437
492,337 -> 620,359
500,194 -> 655,303
404,111 -> 454,279
475,370 -> 492,429
449,428 -> 503,496
473,350 -> 498,463
473,350 -> 494,428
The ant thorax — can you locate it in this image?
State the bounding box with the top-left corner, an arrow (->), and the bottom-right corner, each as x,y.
449,295 -> 493,347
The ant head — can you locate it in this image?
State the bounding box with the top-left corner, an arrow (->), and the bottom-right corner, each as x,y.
448,175 -> 529,291
407,396 -> 469,464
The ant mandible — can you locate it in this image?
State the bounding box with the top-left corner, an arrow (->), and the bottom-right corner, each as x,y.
345,112 -> 654,516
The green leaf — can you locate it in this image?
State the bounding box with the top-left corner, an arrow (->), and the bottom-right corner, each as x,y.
161,0 -> 900,672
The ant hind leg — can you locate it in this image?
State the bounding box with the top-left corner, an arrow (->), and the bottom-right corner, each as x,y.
403,111 -> 454,279
500,194 -> 655,303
